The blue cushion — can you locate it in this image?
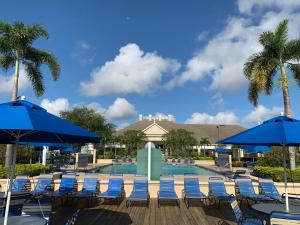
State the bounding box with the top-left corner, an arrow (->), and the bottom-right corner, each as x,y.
159,191 -> 178,200
12,179 -> 28,192
128,191 -> 149,200
99,191 -> 121,198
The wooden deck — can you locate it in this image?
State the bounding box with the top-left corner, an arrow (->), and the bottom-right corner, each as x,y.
50,198 -> 253,225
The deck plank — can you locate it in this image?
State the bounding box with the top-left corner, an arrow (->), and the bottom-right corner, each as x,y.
51,198 -> 240,225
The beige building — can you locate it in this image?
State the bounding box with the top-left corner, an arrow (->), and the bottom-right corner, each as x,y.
115,114 -> 245,152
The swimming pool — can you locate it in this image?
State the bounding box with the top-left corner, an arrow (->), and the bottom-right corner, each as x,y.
96,163 -> 220,176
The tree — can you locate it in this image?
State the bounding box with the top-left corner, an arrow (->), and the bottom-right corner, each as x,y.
60,107 -> 116,148
0,21 -> 60,166
163,129 -> 197,155
119,130 -> 146,151
199,137 -> 211,156
244,19 -> 300,169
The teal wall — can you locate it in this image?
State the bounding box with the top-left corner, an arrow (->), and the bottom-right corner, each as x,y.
136,148 -> 162,180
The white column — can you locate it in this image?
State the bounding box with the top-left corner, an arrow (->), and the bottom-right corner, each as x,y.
147,142 -> 151,181
42,146 -> 48,166
92,149 -> 96,164
283,147 -> 289,212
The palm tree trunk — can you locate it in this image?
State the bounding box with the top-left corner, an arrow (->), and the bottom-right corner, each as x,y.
280,64 -> 296,170
282,87 -> 292,117
5,55 -> 20,166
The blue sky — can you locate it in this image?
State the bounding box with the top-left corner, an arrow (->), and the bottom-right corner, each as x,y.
1,0 -> 300,129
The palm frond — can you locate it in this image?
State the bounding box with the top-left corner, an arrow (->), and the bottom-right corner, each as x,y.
259,31 -> 274,47
27,24 -> 49,41
283,39 -> 300,61
287,63 -> 300,86
274,19 -> 288,44
0,37 -> 13,54
244,54 -> 259,79
0,55 -> 15,70
24,62 -> 45,97
24,47 -> 60,80
0,21 -> 11,34
248,82 -> 259,106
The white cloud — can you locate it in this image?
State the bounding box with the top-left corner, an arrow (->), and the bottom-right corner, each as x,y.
86,102 -> 106,114
71,40 -> 96,65
166,2 -> 300,92
80,43 -> 180,96
41,98 -> 70,116
117,122 -> 130,130
41,97 -> 137,121
210,93 -> 224,107
243,105 -> 282,123
0,67 -> 30,94
104,97 -> 137,120
196,31 -> 209,41
185,112 -> 239,124
237,0 -> 300,15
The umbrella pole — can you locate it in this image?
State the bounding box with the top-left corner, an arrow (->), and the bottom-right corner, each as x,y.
283,145 -> 289,212
3,142 -> 18,225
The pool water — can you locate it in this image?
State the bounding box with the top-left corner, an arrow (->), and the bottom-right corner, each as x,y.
97,163 -> 220,176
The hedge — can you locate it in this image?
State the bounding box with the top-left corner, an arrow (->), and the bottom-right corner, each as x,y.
0,164 -> 53,178
252,166 -> 300,182
232,161 -> 247,167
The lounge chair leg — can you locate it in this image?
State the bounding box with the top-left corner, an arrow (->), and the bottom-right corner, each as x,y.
158,199 -> 160,208
177,199 -> 180,208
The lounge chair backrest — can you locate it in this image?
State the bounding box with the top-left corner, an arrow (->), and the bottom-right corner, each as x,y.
184,178 -> 200,192
35,178 -> 53,192
259,179 -> 280,197
271,211 -> 300,225
236,179 -> 255,196
160,176 -> 175,192
108,178 -> 123,192
209,178 -> 227,195
229,199 -> 243,223
60,177 -> 75,191
133,178 -> 148,192
82,178 -> 98,192
12,176 -> 30,192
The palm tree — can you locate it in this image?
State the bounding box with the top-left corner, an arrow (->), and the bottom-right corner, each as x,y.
244,19 -> 300,169
0,21 -> 60,166
199,137 -> 211,157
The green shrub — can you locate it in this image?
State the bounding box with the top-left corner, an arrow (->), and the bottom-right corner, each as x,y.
232,161 -> 247,167
255,148 -> 287,167
252,166 -> 300,182
193,156 -> 213,160
0,164 -> 53,178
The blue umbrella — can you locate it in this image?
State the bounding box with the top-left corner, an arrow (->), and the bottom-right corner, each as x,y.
0,100 -> 100,225
219,116 -> 300,146
62,146 -> 75,153
18,142 -> 70,150
0,100 -> 99,143
218,116 -> 300,212
215,148 -> 230,154
242,145 -> 270,153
